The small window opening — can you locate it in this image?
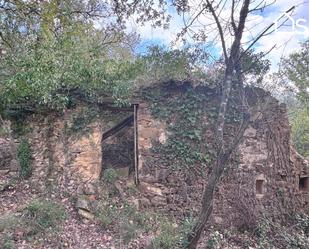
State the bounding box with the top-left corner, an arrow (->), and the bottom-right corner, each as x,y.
299,176 -> 309,192
256,180 -> 264,195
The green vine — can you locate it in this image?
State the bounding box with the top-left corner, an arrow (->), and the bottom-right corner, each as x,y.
65,106 -> 129,137
17,138 -> 32,178
144,87 -> 215,173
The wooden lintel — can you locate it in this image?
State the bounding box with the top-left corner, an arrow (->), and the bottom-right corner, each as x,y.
102,115 -> 134,141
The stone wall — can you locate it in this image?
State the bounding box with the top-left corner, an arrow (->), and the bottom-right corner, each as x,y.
1,82 -> 308,226
4,107 -> 135,193
0,137 -> 19,173
136,84 -> 309,224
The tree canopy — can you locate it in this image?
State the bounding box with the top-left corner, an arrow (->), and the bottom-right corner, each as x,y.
0,0 -> 140,115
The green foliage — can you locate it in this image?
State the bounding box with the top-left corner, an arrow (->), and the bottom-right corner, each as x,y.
150,220 -> 178,249
255,216 -> 309,249
150,215 -> 195,249
136,45 -> 209,86
103,168 -> 119,184
95,190 -> 195,247
0,199 -> 66,243
17,138 -> 32,178
96,204 -> 116,229
1,27 -> 139,111
0,1 -> 141,115
178,216 -> 196,247
279,40 -> 309,105
1,235 -> 16,249
206,231 -> 224,249
145,87 -> 212,172
95,201 -> 153,245
23,199 -> 67,233
289,106 -> 309,157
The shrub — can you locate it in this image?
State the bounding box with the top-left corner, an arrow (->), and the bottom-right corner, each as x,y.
96,205 -> 116,229
1,236 -> 16,249
0,199 -> 66,245
103,168 -> 119,184
95,201 -> 153,245
23,199 -> 67,234
17,138 -> 32,178
150,220 -> 178,249
206,231 -> 223,249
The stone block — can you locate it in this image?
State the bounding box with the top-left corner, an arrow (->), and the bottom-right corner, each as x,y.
78,209 -> 94,220
76,197 -> 91,211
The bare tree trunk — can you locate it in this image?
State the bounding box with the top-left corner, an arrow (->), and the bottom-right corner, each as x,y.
187,113 -> 250,249
186,1 -> 250,247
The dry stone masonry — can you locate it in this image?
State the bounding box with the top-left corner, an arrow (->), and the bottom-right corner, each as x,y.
1,81 -> 308,226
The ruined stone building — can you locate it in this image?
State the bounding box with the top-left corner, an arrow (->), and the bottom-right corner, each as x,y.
1,81 -> 308,227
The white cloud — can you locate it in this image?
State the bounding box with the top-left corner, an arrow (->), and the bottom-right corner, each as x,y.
124,0 -> 309,71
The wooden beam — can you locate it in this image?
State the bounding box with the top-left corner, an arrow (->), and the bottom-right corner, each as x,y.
133,104 -> 139,185
102,115 -> 134,141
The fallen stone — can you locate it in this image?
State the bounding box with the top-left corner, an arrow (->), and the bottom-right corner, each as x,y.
0,169 -> 10,175
76,197 -> 90,211
138,182 -> 163,196
151,196 -> 166,207
76,184 -> 84,195
138,197 -> 151,208
78,209 -> 94,220
84,183 -> 97,195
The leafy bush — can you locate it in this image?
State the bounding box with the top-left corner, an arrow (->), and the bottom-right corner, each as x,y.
95,201 -> 155,245
1,236 -> 16,249
150,220 -> 178,249
17,138 -> 32,178
136,45 -> 209,86
96,205 -> 116,229
0,199 -> 66,244
206,231 -> 224,249
255,217 -> 309,249
290,107 -> 309,157
1,26 -> 138,111
23,199 -> 67,234
103,168 -> 119,184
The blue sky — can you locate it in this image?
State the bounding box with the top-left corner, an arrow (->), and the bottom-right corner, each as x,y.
128,0 -> 309,71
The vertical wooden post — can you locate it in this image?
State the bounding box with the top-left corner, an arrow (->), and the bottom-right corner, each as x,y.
133,104 -> 139,185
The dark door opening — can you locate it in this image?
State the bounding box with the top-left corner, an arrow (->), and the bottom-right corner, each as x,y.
100,104 -> 139,184
256,179 -> 264,195
299,176 -> 309,192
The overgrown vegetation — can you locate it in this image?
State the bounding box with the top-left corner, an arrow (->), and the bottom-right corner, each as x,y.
279,40 -> 309,157
95,198 -> 195,248
290,107 -> 309,157
0,199 -> 66,247
102,168 -> 119,184
150,215 -> 195,249
23,199 -> 67,232
17,138 -> 32,178
144,87 -> 213,173
255,215 -> 309,249
0,0 -> 140,118
136,45 -> 209,87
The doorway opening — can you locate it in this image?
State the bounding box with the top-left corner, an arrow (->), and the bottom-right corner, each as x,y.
100,104 -> 139,184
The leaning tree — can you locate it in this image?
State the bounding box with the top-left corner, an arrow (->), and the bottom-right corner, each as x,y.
109,0 -> 297,247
